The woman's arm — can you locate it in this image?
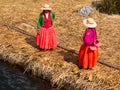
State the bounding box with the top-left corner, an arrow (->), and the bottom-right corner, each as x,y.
37,14 -> 44,29
51,12 -> 55,23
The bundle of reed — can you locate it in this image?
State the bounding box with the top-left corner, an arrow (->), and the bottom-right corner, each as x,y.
101,0 -> 120,14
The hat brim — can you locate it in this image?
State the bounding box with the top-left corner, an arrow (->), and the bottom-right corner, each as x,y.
83,19 -> 97,28
41,8 -> 52,10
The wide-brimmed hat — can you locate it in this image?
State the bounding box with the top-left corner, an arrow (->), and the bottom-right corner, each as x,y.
83,18 -> 97,28
41,4 -> 52,11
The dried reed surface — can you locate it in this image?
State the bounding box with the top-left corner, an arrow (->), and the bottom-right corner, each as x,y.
0,0 -> 120,90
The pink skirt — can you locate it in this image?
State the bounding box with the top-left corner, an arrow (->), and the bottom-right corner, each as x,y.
36,26 -> 57,50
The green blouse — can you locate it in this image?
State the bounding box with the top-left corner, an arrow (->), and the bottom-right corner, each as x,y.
37,12 -> 55,29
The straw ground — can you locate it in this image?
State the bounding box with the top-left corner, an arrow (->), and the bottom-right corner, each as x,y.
0,0 -> 120,90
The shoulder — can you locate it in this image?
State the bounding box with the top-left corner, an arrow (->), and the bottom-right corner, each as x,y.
40,13 -> 43,16
39,13 -> 44,19
51,12 -> 55,15
85,28 -> 93,35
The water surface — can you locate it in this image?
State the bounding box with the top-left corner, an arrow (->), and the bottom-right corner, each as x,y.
0,60 -> 52,90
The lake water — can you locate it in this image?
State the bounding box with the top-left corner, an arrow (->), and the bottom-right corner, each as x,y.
0,60 -> 52,90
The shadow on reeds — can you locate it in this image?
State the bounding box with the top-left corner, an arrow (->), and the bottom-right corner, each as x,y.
25,37 -> 42,50
25,37 -> 78,65
25,37 -> 36,47
58,51 -> 78,65
25,37 -> 55,51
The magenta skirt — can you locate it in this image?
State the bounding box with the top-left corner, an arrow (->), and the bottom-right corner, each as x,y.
36,26 -> 58,50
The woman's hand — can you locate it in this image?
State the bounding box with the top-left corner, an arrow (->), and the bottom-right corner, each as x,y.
37,30 -> 39,34
95,42 -> 102,48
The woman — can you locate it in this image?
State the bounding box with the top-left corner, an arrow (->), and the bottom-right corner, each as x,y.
36,4 -> 57,50
78,18 -> 101,69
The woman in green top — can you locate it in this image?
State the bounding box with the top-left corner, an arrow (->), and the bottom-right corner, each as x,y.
36,4 -> 58,50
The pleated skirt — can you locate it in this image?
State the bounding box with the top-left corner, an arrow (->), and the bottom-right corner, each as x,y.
36,26 -> 57,50
78,44 -> 98,69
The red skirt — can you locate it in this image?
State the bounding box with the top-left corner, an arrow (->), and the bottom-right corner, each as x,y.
36,26 -> 57,50
78,44 -> 98,69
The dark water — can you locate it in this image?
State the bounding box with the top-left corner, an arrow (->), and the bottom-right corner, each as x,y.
0,61 -> 52,90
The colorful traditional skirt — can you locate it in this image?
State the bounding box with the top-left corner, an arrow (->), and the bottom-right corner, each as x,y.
78,44 -> 98,69
36,26 -> 57,50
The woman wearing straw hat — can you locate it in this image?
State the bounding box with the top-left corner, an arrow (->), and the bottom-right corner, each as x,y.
78,18 -> 101,69
36,4 -> 57,50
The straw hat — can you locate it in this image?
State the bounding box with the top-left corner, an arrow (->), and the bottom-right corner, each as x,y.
41,4 -> 52,11
83,18 -> 97,28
